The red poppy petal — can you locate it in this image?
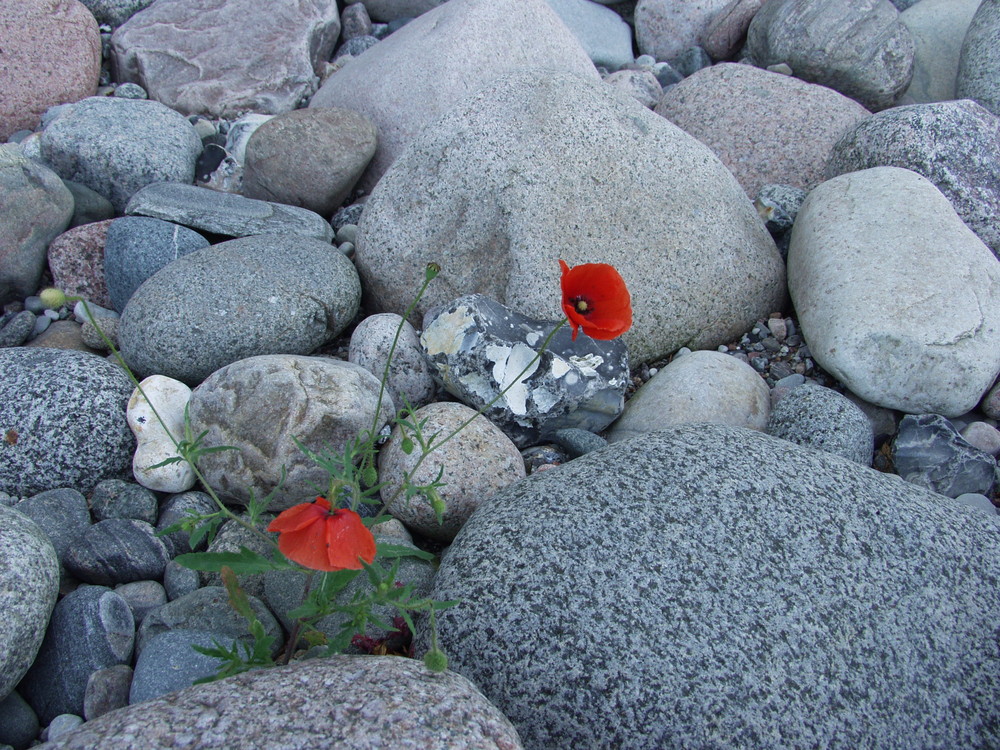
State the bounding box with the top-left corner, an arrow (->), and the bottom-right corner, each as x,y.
267,499 -> 329,534
276,518 -> 333,571
324,509 -> 377,570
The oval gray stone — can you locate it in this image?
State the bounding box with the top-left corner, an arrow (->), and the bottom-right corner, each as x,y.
767,383 -> 874,465
63,519 -> 170,587
118,234 -> 360,384
14,488 -> 92,570
421,423 -> 1000,748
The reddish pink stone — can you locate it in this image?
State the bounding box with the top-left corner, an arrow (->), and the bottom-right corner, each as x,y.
47,219 -> 114,308
0,0 -> 101,141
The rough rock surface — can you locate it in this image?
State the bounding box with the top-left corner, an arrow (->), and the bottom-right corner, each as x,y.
309,0 -> 600,192
744,0 -> 914,111
37,656 -> 524,750
186,355 -> 394,510
634,0 -> 732,62
357,70 -> 786,365
656,62 -> 870,197
956,0 -> 1000,117
46,220 -> 115,309
110,0 -> 341,118
767,383 -> 874,465
118,234 -> 359,384
422,424 -> 1000,749
348,312 -> 436,410
787,167 -> 1000,417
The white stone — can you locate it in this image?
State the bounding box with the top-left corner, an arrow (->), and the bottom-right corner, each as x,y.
788,166 -> 1000,417
127,375 -> 196,493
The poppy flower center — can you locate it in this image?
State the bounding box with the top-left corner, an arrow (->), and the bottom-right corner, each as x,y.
572,296 -> 591,315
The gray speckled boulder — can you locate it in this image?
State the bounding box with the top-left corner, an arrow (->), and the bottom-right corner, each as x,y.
421,423 -> 1000,749
38,655 -> 523,749
957,0 -> 1000,117
39,97 -> 202,212
0,507 -> 59,702
118,235 -> 360,384
633,0 -> 731,62
767,383 -> 874,465
186,355 -> 394,510
825,99 -> 1000,257
0,146 -> 74,305
744,0 -> 914,111
0,348 -> 135,497
357,70 -> 785,365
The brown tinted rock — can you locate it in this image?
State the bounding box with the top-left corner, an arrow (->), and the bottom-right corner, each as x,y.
309,0 -> 598,193
47,219 -> 114,308
110,0 -> 341,118
242,108 -> 376,216
656,62 -> 870,196
0,0 -> 101,141
703,0 -> 766,60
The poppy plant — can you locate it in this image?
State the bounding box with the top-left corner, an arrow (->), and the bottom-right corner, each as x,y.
559,259 -> 632,341
267,496 -> 376,572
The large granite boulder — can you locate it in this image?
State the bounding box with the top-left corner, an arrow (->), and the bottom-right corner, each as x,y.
787,167 -> 1000,417
309,0 -> 599,192
110,0 -> 341,118
422,423 -> 1000,749
357,69 -> 786,365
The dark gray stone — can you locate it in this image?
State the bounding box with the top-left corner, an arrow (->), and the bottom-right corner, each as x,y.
124,182 -> 334,243
113,581 -> 167,625
767,383 -> 874,465
335,34 -> 379,59
825,99 -> 1000,256
89,480 -> 158,524
44,715 -> 83,743
421,423 -> 1000,749
161,561 -> 200,602
957,0 -> 1000,117
135,587 -> 283,659
103,216 -> 209,313
129,629 -> 234,705
0,348 -> 135,498
669,45 -> 712,77
18,585 -> 134,725
14,488 -> 92,570
63,520 -> 170,587
893,413 -> 997,498
39,97 -> 202,212
155,491 -> 217,557
548,427 -> 607,458
77,0 -> 155,26
0,690 -> 39,750
62,180 -> 114,229
755,183 -> 807,235
0,507 -> 60,704
82,664 -> 132,721
0,311 -> 36,347
340,2 -> 373,39
420,294 -> 629,448
118,234 -> 360,384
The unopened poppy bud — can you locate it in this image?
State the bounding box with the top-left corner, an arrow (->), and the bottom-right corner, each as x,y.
423,647 -> 448,672
425,262 -> 441,281
39,287 -> 66,309
426,488 -> 447,523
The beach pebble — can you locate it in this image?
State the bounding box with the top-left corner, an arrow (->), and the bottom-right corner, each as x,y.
341,3 -> 374,39
126,375 -> 196,493
63,181 -> 115,229
89,479 -> 159,524
982,380 -> 1000,420
14,489 -> 92,574
82,665 -> 133,721
960,422 -> 1000,457
703,0 -> 765,61
767,383 -> 874,465
0,310 -> 37,348
956,0 -> 1000,117
603,69 -> 663,108
223,114 -> 274,166
0,690 -> 39,750
154,491 -> 217,558
78,0 -> 155,27
63,519 -> 171,587
161,562 -> 201,602
788,167 -> 1000,417
39,97 -> 202,212
893,414 -> 997,498
113,581 -> 167,626
421,294 -> 629,447
545,0 -> 634,71
46,220 -> 115,310
634,0 -> 731,62
607,349 -> 769,442
349,312 -> 437,411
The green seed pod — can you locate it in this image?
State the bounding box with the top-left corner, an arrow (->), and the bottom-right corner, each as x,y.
38,287 -> 67,309
423,648 -> 448,673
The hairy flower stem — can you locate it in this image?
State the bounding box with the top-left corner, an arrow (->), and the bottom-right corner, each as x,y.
280,571 -> 315,665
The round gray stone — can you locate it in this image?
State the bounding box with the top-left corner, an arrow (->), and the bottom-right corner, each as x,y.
767,383 -> 874,465
89,479 -> 158,524
348,312 -> 437,411
0,348 -> 135,497
118,234 -> 361,384
956,0 -> 1000,117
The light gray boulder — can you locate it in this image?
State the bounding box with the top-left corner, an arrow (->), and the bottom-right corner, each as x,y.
787,167 -> 1000,417
607,349 -> 769,442
348,312 -> 437,410
544,0 -> 634,71
422,423 -> 1000,749
186,355 -> 394,511
898,0 -> 981,104
357,70 -> 786,365
37,656 -> 523,750
957,0 -> 1000,117
0,146 -> 73,305
39,97 -> 201,212
110,0 -> 341,118
309,0 -> 599,193
744,0 -> 914,111
0,507 -> 59,702
767,383 -> 874,465
118,234 -> 359,384
825,99 -> 1000,257
634,0 -> 732,62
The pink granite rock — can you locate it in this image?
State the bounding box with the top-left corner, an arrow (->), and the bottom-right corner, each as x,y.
703,0 -> 767,60
0,0 -> 101,141
635,0 -> 732,62
47,219 -> 114,308
110,0 -> 341,118
656,63 -> 871,197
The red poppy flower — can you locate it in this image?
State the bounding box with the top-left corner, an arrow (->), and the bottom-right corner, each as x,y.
267,496 -> 376,572
559,259 -> 632,341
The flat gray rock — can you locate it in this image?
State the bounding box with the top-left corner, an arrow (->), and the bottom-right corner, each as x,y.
825,99 -> 1000,257
14,488 -> 92,571
0,506 -> 59,702
110,0 -> 340,118
118,234 -> 359,384
0,348 -> 135,497
422,423 -> 1000,749
63,519 -> 170,587
124,182 -> 334,243
38,656 -> 523,749
39,97 -> 201,212
357,69 -> 785,365
128,629 -> 233,705
957,0 -> 1000,117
